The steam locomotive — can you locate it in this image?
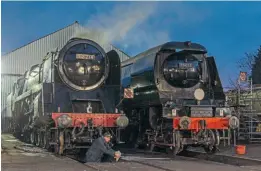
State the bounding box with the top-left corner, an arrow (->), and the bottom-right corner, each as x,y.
6,38 -> 129,155
120,41 -> 239,154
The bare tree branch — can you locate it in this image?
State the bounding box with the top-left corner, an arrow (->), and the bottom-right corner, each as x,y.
237,52 -> 255,73
228,76 -> 242,91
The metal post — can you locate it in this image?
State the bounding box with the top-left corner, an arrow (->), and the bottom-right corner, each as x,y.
238,79 -> 241,106
234,129 -> 236,147
249,75 -> 253,142
237,79 -> 241,135
250,77 -> 253,111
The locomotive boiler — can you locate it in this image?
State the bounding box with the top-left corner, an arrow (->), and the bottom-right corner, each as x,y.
7,38 -> 129,155
120,41 -> 239,154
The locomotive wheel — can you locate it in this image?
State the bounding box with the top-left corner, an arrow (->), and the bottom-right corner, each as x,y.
23,131 -> 30,144
54,130 -> 60,154
203,129 -> 218,154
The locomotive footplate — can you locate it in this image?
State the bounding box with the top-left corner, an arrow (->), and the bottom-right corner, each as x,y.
173,117 -> 229,130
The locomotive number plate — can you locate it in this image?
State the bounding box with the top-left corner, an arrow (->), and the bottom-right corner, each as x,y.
76,54 -> 95,60
179,63 -> 193,68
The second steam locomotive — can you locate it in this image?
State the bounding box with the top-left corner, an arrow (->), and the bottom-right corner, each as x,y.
7,38 -> 129,155
120,41 -> 239,154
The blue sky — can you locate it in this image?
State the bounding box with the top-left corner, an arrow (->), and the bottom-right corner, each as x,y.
2,1 -> 261,88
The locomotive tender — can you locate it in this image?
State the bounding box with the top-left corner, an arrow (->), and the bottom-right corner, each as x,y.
7,38 -> 129,155
120,41 -> 239,154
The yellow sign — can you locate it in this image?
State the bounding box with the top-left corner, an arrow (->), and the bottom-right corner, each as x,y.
76,54 -> 95,60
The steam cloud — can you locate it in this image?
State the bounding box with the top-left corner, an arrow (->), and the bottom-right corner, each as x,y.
73,2 -> 170,55
73,2 -> 211,55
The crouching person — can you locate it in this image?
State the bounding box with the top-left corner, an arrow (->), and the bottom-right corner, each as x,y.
84,132 -> 121,163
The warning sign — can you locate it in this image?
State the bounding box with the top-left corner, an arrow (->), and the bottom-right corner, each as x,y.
239,71 -> 247,82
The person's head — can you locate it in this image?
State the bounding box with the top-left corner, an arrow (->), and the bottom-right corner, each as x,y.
103,132 -> 112,143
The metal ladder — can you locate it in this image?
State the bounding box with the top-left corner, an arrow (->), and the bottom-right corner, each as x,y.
238,90 -> 261,143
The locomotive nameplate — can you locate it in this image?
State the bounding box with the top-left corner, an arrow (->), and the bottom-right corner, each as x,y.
76,54 -> 95,60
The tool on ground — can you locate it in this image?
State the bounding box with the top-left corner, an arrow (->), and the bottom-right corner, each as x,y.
114,151 -> 121,162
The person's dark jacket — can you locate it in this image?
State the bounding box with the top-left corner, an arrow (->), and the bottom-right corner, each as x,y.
85,137 -> 115,162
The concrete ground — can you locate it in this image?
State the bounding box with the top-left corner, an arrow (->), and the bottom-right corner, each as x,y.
2,134 -> 261,171
217,144 -> 261,160
1,134 -> 95,171
189,144 -> 261,161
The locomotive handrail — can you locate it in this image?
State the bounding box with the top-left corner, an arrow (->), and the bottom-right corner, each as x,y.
14,84 -> 42,102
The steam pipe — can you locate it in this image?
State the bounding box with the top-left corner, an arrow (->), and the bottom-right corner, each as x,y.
72,122 -> 85,140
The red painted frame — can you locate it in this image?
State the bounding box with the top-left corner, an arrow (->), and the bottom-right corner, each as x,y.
52,113 -> 122,127
173,117 -> 229,131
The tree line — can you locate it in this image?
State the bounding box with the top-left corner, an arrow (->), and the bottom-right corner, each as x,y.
238,45 -> 261,84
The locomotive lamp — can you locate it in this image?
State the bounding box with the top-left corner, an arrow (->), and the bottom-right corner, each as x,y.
228,116 -> 240,129
77,66 -> 85,75
194,88 -> 205,105
57,114 -> 72,128
171,109 -> 177,116
86,102 -> 93,113
116,115 -> 129,128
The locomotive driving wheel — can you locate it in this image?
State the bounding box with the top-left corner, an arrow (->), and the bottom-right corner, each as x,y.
203,129 -> 219,154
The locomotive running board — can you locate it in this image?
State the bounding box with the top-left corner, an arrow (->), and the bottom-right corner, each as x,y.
73,146 -> 91,148
116,141 -> 126,144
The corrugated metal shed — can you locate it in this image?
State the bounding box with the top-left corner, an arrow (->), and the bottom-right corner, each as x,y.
1,75 -> 21,111
1,21 -> 130,113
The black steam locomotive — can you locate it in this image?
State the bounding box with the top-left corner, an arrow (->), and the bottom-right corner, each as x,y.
120,41 -> 239,154
7,38 -> 129,155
